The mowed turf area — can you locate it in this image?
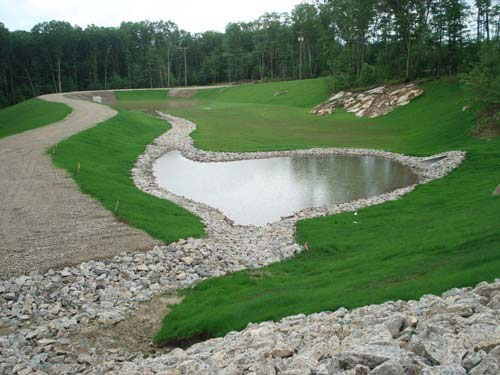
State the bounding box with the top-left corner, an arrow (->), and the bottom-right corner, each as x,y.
139,79 -> 500,345
51,110 -> 205,243
114,90 -> 169,111
0,98 -> 71,139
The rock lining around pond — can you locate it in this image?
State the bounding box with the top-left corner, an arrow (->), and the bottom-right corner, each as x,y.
134,111 -> 465,231
0,110 -> 470,374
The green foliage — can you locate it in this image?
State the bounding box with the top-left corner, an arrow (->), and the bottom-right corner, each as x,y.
153,80 -> 500,346
461,41 -> 500,132
51,110 -> 205,243
0,98 -> 71,138
2,1 -> 499,107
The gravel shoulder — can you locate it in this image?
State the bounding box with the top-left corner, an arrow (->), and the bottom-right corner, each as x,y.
0,93 -> 160,280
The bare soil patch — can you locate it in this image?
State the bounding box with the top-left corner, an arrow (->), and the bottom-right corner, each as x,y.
168,89 -> 198,98
67,91 -> 118,106
70,295 -> 182,355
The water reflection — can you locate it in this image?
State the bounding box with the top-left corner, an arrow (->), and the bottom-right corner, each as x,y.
153,151 -> 418,226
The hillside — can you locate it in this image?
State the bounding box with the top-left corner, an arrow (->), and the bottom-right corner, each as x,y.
0,98 -> 71,139
141,79 -> 500,345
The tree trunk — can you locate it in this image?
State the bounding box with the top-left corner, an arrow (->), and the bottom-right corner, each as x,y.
104,45 -> 111,89
167,48 -> 171,87
25,69 -> 36,97
57,58 -> 62,93
270,50 -> 274,80
127,63 -> 132,88
406,32 -> 411,79
486,5 -> 490,41
10,64 -> 15,104
163,65 -> 168,88
257,53 -> 264,81
159,64 -> 164,87
308,46 -> 313,78
50,63 -> 58,93
73,60 -> 78,91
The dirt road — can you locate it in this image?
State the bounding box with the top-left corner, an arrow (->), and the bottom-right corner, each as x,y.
0,94 -> 160,279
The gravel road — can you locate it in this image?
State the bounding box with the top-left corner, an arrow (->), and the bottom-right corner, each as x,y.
0,93 -> 160,280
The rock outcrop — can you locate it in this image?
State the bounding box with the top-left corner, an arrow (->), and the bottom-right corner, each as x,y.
311,83 -> 424,118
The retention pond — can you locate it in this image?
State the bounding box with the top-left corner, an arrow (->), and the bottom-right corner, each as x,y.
154,151 -> 418,226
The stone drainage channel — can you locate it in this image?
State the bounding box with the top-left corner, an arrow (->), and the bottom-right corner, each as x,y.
2,110 -> 496,375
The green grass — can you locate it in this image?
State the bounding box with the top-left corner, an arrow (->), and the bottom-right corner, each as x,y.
114,90 -> 170,111
194,78 -> 330,108
146,80 -> 500,345
0,98 -> 71,138
115,89 -> 169,102
51,109 -> 205,243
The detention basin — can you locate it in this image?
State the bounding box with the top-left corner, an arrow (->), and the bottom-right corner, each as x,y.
153,151 -> 418,226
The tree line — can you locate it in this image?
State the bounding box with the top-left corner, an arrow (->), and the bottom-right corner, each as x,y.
0,0 -> 499,108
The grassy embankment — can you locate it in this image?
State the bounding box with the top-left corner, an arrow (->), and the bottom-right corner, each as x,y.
0,98 -> 71,139
136,79 -> 500,345
51,109 -> 205,243
114,90 -> 169,111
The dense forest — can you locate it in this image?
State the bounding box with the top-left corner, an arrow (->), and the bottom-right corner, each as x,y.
0,0 -> 499,108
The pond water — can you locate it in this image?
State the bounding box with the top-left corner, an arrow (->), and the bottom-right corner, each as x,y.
153,151 -> 418,226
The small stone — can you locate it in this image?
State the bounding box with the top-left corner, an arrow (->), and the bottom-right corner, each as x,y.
370,360 -> 405,375
462,350 -> 485,371
137,264 -> 149,272
77,353 -> 94,365
422,364 -> 467,374
354,364 -> 370,375
60,269 -> 72,277
384,315 -> 405,336
493,185 -> 500,196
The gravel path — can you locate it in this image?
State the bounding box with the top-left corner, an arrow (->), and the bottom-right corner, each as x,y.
0,93 -> 159,280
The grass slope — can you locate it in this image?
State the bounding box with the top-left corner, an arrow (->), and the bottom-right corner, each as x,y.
51,110 -> 204,243
0,98 -> 71,139
115,90 -> 169,111
150,81 -> 500,345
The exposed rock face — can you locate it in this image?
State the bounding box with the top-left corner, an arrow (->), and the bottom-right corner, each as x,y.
311,83 -> 424,118
115,281 -> 500,374
493,185 -> 500,196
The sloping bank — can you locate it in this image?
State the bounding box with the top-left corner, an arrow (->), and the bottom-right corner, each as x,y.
51,109 -> 205,243
143,82 -> 500,348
